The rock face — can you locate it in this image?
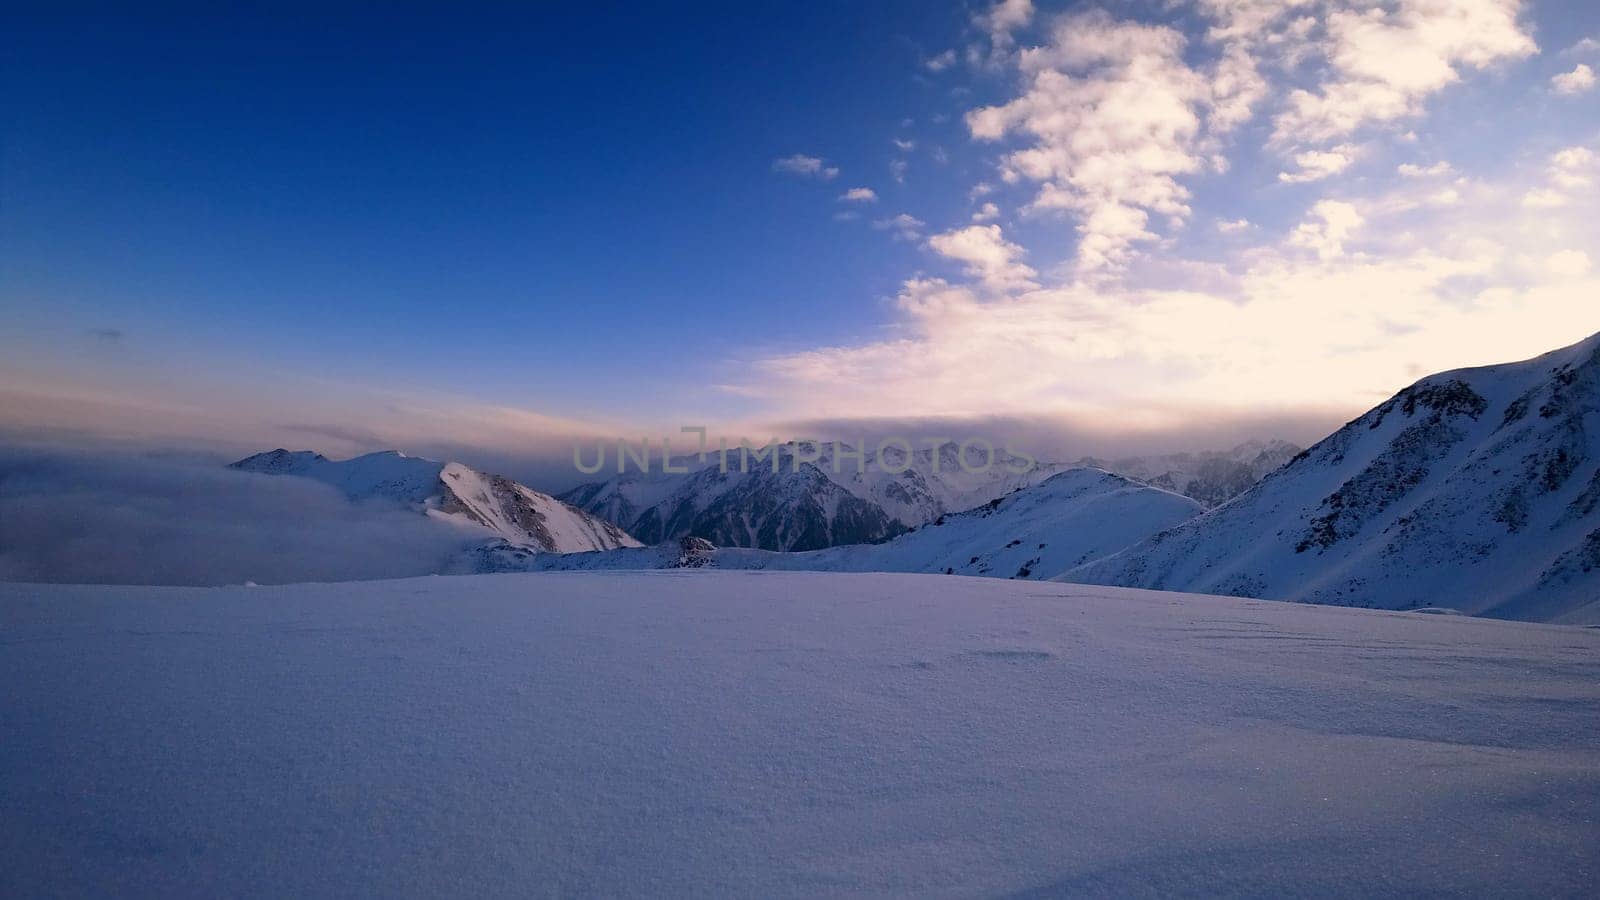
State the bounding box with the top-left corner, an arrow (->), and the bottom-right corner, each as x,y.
230,450 -> 640,554
1065,331 -> 1600,624
516,467 -> 1204,582
559,441 -> 1070,552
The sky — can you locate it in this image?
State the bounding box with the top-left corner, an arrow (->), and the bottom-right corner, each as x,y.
3,1 -> 1600,485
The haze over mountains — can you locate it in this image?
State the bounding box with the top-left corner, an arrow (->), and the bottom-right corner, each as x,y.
34,331 -> 1595,623
556,440 -> 1292,552
496,331 -> 1600,624
520,468 -> 1203,581
230,449 -> 639,554
1066,332 -> 1600,624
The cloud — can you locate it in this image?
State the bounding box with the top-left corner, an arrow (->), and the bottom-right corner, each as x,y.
1289,200 -> 1364,259
1216,218 -> 1252,233
889,159 -> 908,183
966,11 -> 1214,271
1398,161 -> 1455,177
1547,250 -> 1591,278
1278,144 -> 1362,183
924,49 -> 957,72
1521,145 -> 1598,206
972,202 -> 1000,223
979,0 -> 1033,50
1271,0 -> 1536,145
839,187 -> 878,203
1553,64 -> 1597,95
773,154 -> 840,180
873,213 -> 925,240
892,138 -> 916,152
0,445 -> 482,585
85,327 -> 125,343
745,153 -> 1600,428
927,225 -> 1039,292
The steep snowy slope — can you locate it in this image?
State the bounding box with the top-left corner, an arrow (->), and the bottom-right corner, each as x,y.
1067,332 -> 1600,623
4,573 -> 1597,896
231,450 -> 640,554
560,441 -> 1067,551
523,468 -> 1202,580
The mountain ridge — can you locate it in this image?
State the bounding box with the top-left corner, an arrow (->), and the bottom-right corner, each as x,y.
230,449 -> 641,554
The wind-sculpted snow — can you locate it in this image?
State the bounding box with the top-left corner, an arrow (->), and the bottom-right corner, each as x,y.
231,450 -> 640,554
1067,332 -> 1600,623
3,573 -> 1597,895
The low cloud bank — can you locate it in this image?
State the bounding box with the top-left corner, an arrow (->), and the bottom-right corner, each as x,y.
0,444 -> 480,586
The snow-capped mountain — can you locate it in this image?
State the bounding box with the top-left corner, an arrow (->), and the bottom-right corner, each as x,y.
1065,332 -> 1600,624
522,468 -> 1202,580
231,449 -> 640,554
559,441 -> 1068,552
1075,440 -> 1301,508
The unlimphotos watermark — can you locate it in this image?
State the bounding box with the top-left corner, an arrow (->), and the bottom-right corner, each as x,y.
574,428 -> 1036,476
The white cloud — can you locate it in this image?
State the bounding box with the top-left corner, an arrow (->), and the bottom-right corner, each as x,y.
1289,200 -> 1364,260
1272,0 -> 1536,145
927,225 -> 1039,292
972,202 -> 1001,223
1278,144 -> 1362,183
979,0 -> 1033,50
1547,250 -> 1592,278
747,169 -> 1600,424
1398,161 -> 1455,177
966,11 -> 1213,271
1553,64 -> 1597,95
772,154 -> 840,180
1522,188 -> 1569,209
834,211 -> 862,222
873,213 -> 926,240
924,49 -> 957,72
889,159 -> 908,183
893,138 -> 916,152
839,187 -> 878,203
1566,37 -> 1600,56
1216,218 -> 1252,233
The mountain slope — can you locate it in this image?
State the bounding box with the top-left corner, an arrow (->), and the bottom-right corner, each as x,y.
526,468 -> 1203,580
1076,440 -> 1301,508
1066,332 -> 1600,624
559,441 -> 1068,551
230,449 -> 640,554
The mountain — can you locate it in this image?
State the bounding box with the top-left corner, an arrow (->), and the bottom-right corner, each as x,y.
1065,332 -> 1600,624
1074,440 -> 1301,508
230,449 -> 641,554
521,468 -> 1202,580
559,441 -> 1070,552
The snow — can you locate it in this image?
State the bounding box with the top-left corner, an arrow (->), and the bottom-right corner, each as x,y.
1068,332 -> 1600,623
232,450 -> 639,555
530,468 -> 1202,582
4,571 -> 1597,896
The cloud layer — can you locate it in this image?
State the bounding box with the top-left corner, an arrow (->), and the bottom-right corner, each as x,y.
0,446 -> 481,585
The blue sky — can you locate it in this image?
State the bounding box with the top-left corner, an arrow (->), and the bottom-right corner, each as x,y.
4,1 -> 1600,473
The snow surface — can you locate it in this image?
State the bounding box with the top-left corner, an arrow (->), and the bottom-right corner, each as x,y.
526,468 -> 1203,582
3,572 -> 1597,896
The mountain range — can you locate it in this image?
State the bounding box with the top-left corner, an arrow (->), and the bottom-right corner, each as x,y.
513,468 -> 1202,579
1065,332 -> 1600,624
230,449 -> 640,554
